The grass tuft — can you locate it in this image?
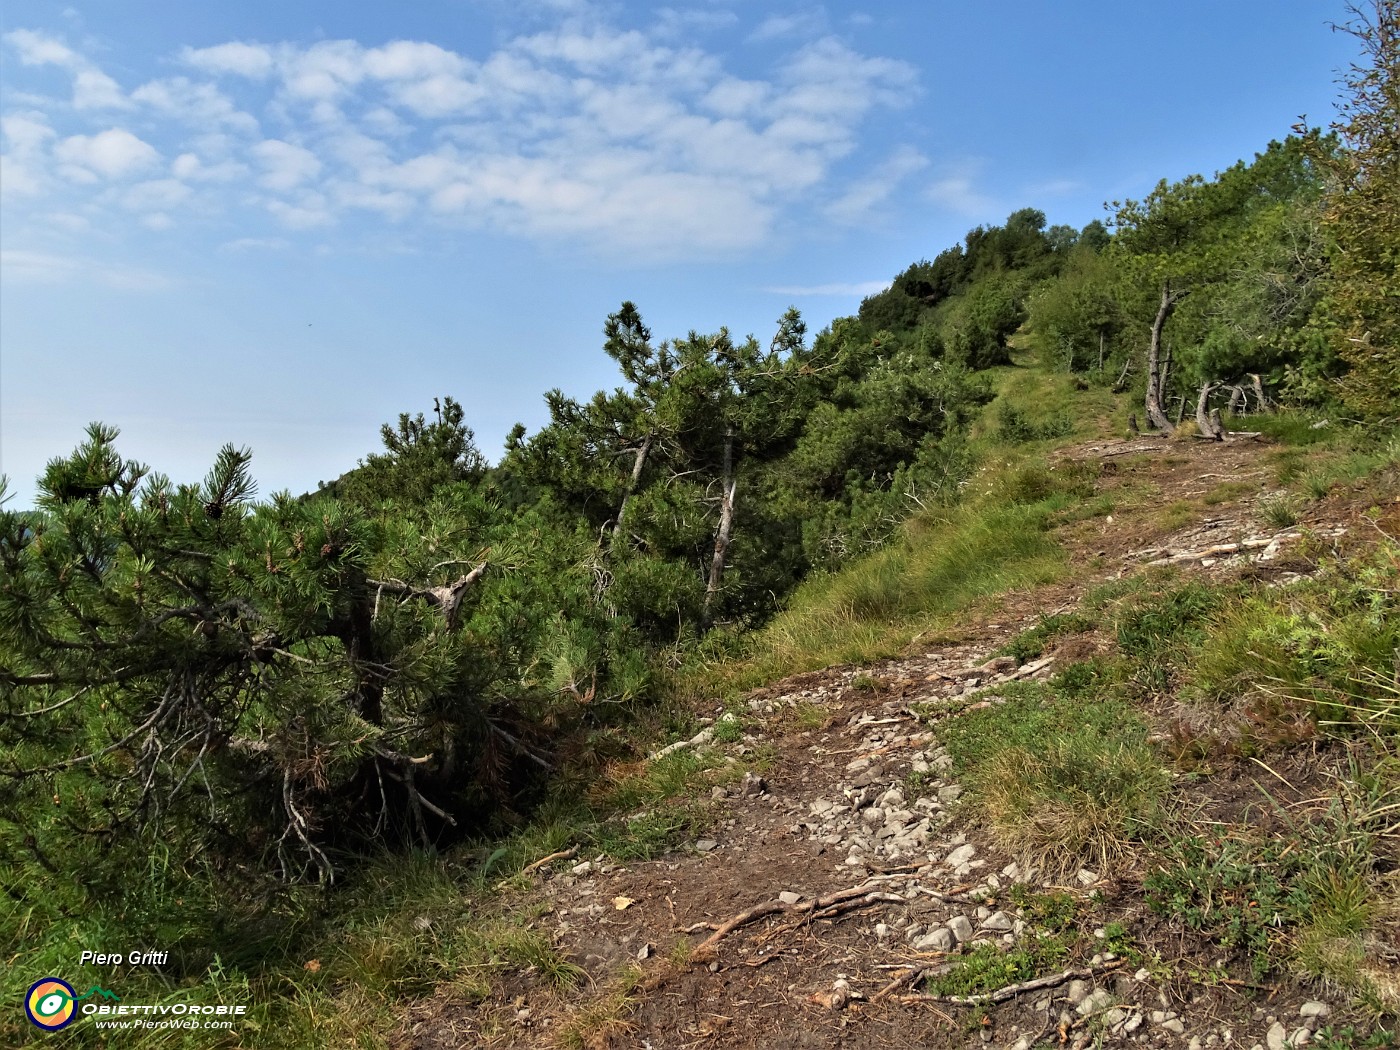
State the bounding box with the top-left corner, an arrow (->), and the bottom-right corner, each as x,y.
938,685 -> 1170,874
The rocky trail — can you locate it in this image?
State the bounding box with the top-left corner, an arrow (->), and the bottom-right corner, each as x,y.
395,436 -> 1381,1050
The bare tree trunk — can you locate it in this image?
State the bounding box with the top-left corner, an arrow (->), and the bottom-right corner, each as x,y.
1113,353 -> 1134,393
1145,281 -> 1181,434
703,428 -> 737,626
611,432 -> 654,551
1196,382 -> 1225,440
1098,331 -> 1106,372
1250,373 -> 1271,413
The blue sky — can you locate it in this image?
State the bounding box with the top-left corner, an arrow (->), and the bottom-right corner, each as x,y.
0,1 -> 1362,505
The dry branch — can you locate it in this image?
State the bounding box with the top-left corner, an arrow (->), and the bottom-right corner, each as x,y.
898,961 -> 1125,1007
522,845 -> 578,876
688,884 -> 891,959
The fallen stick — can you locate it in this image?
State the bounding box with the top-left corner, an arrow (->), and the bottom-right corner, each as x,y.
689,884 -> 889,957
520,845 -> 578,876
1099,445 -> 1163,457
872,964 -> 943,1001
1144,537 -> 1275,567
1007,655 -> 1056,681
766,892 -> 907,940
898,961 -> 1125,1007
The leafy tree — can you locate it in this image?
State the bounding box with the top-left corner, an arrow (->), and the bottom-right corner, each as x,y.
329,396 -> 485,507
1027,246 -> 1127,374
1109,138 -> 1326,431
0,424 -> 576,903
1314,1 -> 1400,417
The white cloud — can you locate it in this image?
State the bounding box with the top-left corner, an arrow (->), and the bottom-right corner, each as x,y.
46,211 -> 90,231
763,280 -> 890,297
220,236 -> 289,252
389,73 -> 486,118
750,11 -> 827,43
701,77 -> 771,118
4,28 -> 81,67
171,152 -> 247,182
4,30 -> 134,110
652,8 -> 739,40
824,144 -> 928,224
180,41 -> 274,78
53,128 -> 159,178
3,18 -> 922,259
1,112 -> 55,195
926,162 -> 998,217
0,154 -> 46,197
73,68 -> 129,109
0,248 -> 172,289
252,139 -> 321,191
1027,178 -> 1082,197
1,112 -> 55,151
363,40 -> 467,80
121,177 -> 192,212
131,78 -> 259,133
266,193 -> 334,229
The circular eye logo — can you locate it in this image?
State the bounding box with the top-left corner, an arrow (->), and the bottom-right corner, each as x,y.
26,978 -> 77,1030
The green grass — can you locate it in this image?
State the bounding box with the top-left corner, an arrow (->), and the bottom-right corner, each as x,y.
936,683 -> 1170,874
693,491 -> 1071,694
1259,493 -> 1300,528
998,611 -> 1096,662
1222,409 -> 1343,447
924,937 -> 1072,997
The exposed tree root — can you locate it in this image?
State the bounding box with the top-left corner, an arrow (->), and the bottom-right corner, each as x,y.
897,961 -> 1125,1007
521,845 -> 578,876
686,884 -> 899,960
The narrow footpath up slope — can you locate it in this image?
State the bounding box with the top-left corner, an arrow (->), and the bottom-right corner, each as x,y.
397,433 -> 1397,1050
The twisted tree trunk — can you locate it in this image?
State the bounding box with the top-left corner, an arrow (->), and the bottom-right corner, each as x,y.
611,432 -> 654,552
1196,382 -> 1225,440
703,427 -> 737,627
1145,281 -> 1183,434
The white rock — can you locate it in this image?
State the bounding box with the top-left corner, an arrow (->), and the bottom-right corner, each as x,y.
1266,1022 -> 1288,1050
1076,989 -> 1113,1017
1298,1002 -> 1330,1019
1289,1028 -> 1311,1046
949,915 -> 975,942
982,910 -> 1014,932
779,891 -> 801,905
945,843 -> 976,867
914,927 -> 957,952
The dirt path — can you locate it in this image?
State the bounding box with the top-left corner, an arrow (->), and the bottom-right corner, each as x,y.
395,436 -> 1369,1050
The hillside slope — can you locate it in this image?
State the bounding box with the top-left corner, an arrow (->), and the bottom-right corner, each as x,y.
389,421 -> 1399,1050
